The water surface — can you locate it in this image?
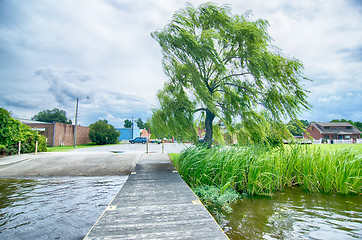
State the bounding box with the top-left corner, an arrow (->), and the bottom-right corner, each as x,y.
0,176 -> 127,240
221,188 -> 362,240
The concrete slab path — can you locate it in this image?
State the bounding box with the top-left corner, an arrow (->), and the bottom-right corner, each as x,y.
84,153 -> 228,240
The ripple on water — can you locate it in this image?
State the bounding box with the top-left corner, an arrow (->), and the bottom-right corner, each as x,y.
0,176 -> 127,240
221,188 -> 362,240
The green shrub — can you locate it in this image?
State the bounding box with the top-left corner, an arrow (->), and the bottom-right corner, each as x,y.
193,185 -> 242,213
0,144 -> 6,156
88,120 -> 120,145
0,108 -> 47,155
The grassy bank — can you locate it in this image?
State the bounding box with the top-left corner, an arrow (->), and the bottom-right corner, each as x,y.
47,143 -> 112,152
309,143 -> 362,153
172,145 -> 362,196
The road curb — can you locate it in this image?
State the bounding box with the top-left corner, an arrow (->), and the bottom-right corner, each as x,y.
0,154 -> 36,167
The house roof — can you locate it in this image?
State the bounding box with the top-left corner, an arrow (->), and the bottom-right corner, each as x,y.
311,122 -> 362,135
15,118 -> 52,125
316,122 -> 353,127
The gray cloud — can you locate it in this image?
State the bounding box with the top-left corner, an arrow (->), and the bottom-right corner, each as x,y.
34,68 -> 93,106
0,95 -> 38,109
338,46 -> 362,63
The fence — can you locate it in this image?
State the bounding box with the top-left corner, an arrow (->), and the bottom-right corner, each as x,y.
333,139 -> 354,144
312,139 -> 358,144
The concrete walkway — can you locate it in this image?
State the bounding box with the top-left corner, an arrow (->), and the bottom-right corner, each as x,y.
0,153 -> 35,167
84,153 -> 228,240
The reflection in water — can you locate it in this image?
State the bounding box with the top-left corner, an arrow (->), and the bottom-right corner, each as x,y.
222,188 -> 362,240
0,177 -> 127,240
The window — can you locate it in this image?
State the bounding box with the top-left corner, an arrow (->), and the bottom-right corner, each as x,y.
345,135 -> 351,139
346,126 -> 352,129
324,135 -> 330,139
325,127 -> 330,129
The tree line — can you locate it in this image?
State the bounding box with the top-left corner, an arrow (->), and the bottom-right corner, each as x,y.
0,108 -> 150,148
30,108 -> 151,146
123,118 -> 150,130
31,108 -> 150,130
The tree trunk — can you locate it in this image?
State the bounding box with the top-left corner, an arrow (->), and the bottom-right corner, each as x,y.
204,109 -> 215,148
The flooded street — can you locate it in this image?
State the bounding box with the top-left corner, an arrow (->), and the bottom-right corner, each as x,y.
0,143 -> 189,239
0,176 -> 127,240
221,188 -> 362,240
1,144 -> 360,239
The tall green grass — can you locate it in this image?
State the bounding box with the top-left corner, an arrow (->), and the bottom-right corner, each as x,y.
173,145 -> 362,196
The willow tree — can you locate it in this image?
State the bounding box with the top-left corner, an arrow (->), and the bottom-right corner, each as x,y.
151,3 -> 309,147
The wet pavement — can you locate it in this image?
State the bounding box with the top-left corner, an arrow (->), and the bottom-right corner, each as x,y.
0,151 -> 140,177
0,143 -> 190,177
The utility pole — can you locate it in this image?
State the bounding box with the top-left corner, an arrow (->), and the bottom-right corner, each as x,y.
74,97 -> 79,148
131,116 -> 133,139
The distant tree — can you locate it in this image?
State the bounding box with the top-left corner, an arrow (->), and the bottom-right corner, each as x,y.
150,3 -> 309,148
135,118 -> 150,130
89,120 -> 120,145
143,122 -> 151,131
32,108 -> 72,124
354,122 -> 362,132
136,118 -> 144,129
287,119 -> 309,136
330,119 -> 354,125
124,119 -> 132,128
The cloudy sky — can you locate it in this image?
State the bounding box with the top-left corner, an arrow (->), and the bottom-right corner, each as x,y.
1,0 -> 361,127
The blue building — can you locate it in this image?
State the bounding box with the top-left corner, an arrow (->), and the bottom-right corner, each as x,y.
116,122 -> 140,141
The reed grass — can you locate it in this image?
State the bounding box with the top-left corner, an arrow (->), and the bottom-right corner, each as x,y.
173,145 -> 362,196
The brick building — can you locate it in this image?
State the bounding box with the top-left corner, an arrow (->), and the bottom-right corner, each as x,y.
18,119 -> 90,147
304,122 -> 361,141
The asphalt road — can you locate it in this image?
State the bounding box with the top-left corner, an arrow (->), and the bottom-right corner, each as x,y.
0,143 -> 191,177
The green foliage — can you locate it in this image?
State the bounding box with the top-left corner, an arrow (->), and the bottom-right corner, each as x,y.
173,145 -> 361,196
150,105 -> 197,141
143,122 -> 150,131
286,119 -> 309,136
354,122 -> 362,132
0,108 -> 47,155
135,118 -> 151,130
236,112 -> 291,147
123,119 -> 132,128
0,144 -> 6,155
151,3 -> 310,148
136,118 -> 143,128
193,185 -> 242,213
32,108 -> 72,124
89,120 -> 120,145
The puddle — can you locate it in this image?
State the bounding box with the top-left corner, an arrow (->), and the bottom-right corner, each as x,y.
111,151 -> 125,153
